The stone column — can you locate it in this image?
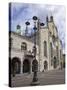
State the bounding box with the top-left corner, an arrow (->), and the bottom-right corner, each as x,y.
30,61 -> 32,74
20,60 -> 23,74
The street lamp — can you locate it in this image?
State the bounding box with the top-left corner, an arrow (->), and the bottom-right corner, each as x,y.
31,16 -> 40,85
25,21 -> 30,36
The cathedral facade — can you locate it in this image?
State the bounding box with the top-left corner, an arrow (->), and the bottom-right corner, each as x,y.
9,16 -> 63,74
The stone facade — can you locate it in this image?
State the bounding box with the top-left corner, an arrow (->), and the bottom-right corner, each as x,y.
9,16 -> 63,74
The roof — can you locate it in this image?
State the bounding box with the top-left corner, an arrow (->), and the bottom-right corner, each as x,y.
9,31 -> 39,45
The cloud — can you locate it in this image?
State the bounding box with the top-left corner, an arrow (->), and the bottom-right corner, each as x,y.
10,3 -> 66,52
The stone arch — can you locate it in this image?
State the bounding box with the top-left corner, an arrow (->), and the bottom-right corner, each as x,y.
44,61 -> 48,70
23,59 -> 30,73
11,57 -> 21,74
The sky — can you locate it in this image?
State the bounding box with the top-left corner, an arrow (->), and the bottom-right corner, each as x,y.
10,3 -> 66,53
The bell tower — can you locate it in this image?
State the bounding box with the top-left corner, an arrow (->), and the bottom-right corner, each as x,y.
47,16 -> 54,35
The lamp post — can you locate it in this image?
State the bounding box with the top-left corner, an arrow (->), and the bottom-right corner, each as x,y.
31,16 -> 40,85
25,21 -> 30,36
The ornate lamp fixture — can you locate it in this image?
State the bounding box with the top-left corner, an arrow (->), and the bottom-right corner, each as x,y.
25,21 -> 30,36
40,23 -> 45,26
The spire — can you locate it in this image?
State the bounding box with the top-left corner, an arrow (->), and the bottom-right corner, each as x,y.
46,16 -> 49,26
46,16 -> 48,22
17,25 -> 21,29
16,24 -> 21,34
50,15 -> 53,22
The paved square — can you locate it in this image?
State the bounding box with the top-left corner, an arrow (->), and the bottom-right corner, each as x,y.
11,69 -> 65,87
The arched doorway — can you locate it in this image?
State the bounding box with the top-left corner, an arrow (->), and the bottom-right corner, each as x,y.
23,59 -> 30,73
53,57 -> 57,68
44,61 -> 48,70
32,59 -> 38,72
11,57 -> 21,74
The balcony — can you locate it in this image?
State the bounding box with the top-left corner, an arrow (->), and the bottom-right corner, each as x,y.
24,50 -> 34,58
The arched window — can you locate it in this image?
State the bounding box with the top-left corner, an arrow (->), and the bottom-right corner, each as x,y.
53,57 -> 57,68
44,61 -> 48,70
50,42 -> 53,58
21,42 -> 27,50
44,41 -> 47,57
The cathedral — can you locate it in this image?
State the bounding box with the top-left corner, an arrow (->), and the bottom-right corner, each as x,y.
9,16 -> 63,75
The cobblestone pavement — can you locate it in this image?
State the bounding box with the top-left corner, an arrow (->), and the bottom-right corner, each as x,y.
11,69 -> 65,87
